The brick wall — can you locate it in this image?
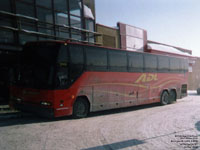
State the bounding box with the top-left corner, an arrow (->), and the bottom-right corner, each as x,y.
188,58 -> 200,90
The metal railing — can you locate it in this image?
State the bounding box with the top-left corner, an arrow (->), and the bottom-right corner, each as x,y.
0,10 -> 102,45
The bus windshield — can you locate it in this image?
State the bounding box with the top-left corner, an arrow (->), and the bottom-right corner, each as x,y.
18,42 -> 68,89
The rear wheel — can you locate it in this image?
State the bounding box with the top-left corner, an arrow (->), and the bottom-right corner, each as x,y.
169,90 -> 176,104
73,98 -> 89,118
160,91 -> 169,105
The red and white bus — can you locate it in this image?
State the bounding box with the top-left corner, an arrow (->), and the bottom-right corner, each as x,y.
10,41 -> 188,118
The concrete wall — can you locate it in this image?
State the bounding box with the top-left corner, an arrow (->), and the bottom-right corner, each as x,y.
188,58 -> 200,90
96,24 -> 120,48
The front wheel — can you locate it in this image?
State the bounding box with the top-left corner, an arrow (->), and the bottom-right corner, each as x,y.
73,98 -> 89,119
160,91 -> 169,105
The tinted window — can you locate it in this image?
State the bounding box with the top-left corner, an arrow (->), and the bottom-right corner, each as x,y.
170,58 -> 179,72
0,0 -> 11,12
69,45 -> 84,64
36,0 -> 52,8
144,54 -> 157,71
179,59 -> 185,71
22,43 -> 59,65
109,50 -> 127,72
69,0 -> 81,16
69,45 -> 84,82
86,47 -> 107,71
37,7 -> 53,23
57,45 -> 68,63
128,53 -> 143,72
16,2 -> 35,17
54,0 -> 68,12
183,59 -> 189,72
158,56 -> 169,71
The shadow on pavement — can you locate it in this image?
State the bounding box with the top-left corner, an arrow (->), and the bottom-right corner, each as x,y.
0,103 -> 161,127
195,121 -> 200,131
82,127 -> 196,150
82,139 -> 145,150
0,112 -> 73,127
88,103 -> 161,118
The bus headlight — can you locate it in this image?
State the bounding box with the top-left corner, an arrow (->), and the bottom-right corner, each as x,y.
16,98 -> 22,103
41,101 -> 51,106
10,95 -> 22,103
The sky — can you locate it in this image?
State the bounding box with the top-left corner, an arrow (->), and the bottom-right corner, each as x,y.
95,0 -> 200,57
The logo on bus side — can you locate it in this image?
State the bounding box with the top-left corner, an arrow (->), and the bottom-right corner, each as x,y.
135,73 -> 158,83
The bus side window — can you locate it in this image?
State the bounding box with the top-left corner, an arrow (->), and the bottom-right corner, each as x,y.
56,45 -> 68,87
69,45 -> 84,82
184,59 -> 189,72
85,47 -> 107,71
144,54 -> 157,72
109,50 -> 127,72
128,53 -> 143,72
158,56 -> 169,72
170,58 -> 179,73
179,59 -> 185,72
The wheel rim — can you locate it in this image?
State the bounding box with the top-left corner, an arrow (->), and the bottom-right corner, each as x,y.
162,92 -> 169,104
73,100 -> 88,118
76,102 -> 86,116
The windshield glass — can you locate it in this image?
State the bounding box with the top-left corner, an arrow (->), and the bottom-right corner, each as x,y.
18,42 -> 61,89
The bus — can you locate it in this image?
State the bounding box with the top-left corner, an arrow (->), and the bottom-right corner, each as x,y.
10,40 -> 188,118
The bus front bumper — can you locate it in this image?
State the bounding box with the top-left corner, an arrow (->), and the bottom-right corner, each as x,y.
13,103 -> 54,118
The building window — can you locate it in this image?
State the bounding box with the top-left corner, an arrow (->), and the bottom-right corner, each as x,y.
0,0 -> 11,12
0,30 -> 14,43
19,33 -> 37,45
36,0 -> 52,8
16,1 -> 35,17
69,0 -> 81,16
70,16 -> 81,28
0,0 -> 96,45
37,7 -> 53,23
54,0 -> 68,12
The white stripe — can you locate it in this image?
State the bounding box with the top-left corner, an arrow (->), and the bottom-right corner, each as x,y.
56,107 -> 69,110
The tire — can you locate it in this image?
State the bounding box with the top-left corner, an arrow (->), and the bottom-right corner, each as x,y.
73,98 -> 89,118
160,91 -> 169,105
169,90 -> 177,104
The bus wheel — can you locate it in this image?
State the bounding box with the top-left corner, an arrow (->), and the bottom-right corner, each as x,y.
160,91 -> 169,105
169,90 -> 176,104
73,98 -> 89,118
